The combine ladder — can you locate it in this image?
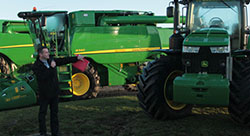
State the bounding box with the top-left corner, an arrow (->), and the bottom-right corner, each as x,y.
53,29 -> 74,98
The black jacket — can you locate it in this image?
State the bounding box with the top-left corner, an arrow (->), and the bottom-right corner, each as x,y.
32,56 -> 78,98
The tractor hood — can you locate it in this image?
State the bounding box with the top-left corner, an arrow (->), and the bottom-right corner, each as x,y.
183,28 -> 229,47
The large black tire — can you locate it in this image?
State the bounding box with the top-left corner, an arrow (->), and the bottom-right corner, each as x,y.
72,64 -> 100,99
229,57 -> 250,126
137,56 -> 192,120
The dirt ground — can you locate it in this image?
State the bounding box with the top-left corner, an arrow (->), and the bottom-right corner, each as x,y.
1,86 -> 249,136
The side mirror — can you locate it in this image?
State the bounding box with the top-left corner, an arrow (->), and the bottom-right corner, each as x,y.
167,6 -> 174,18
41,15 -> 46,27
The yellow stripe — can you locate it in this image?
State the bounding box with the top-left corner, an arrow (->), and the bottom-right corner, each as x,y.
0,44 -> 33,49
75,47 -> 169,55
162,47 -> 170,49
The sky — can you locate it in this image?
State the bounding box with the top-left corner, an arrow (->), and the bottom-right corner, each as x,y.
0,0 -> 250,24
0,0 -> 170,20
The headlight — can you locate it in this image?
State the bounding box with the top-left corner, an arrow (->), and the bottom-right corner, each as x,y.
210,46 -> 230,53
183,46 -> 200,53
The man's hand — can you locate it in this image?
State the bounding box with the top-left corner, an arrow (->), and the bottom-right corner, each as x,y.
51,60 -> 56,68
77,55 -> 85,61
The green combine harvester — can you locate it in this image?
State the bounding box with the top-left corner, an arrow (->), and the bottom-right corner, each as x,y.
137,0 -> 250,126
0,20 -> 38,110
0,9 -> 175,110
16,9 -> 173,99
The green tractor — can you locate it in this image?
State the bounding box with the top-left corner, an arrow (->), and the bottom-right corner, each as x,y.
137,0 -> 250,126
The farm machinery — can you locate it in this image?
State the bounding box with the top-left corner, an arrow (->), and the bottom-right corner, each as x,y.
0,73 -> 37,110
16,9 -> 174,100
0,20 -> 38,110
137,0 -> 250,126
0,20 -> 34,74
0,9 -> 176,110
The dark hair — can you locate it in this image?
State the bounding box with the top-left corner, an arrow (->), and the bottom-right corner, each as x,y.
37,46 -> 48,54
37,46 -> 48,60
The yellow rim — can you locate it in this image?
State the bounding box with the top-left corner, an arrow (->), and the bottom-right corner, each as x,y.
71,73 -> 90,96
164,70 -> 186,111
131,84 -> 137,87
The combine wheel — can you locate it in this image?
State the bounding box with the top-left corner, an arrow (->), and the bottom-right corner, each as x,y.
137,56 -> 192,120
0,56 -> 11,75
229,57 -> 250,126
72,64 -> 100,98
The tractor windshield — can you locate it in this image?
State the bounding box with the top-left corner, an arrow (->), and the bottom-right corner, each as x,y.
187,1 -> 241,36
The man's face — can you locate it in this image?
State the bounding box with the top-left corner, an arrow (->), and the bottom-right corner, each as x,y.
39,48 -> 50,60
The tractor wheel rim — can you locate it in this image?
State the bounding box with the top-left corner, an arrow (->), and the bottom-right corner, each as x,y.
164,70 -> 186,111
71,73 -> 90,96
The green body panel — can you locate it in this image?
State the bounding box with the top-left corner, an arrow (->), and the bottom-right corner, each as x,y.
157,28 -> 173,47
102,63 -> 138,86
0,33 -> 34,65
69,9 -> 184,26
71,26 -> 162,63
99,16 -> 172,26
0,20 -> 34,66
0,20 -> 29,33
173,74 -> 229,106
0,80 -> 37,110
104,64 -> 127,86
69,10 -> 175,27
183,28 -> 229,46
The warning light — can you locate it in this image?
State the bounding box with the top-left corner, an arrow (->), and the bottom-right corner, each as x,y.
33,7 -> 37,11
174,30 -> 178,34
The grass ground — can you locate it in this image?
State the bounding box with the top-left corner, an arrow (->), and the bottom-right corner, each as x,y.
0,96 -> 249,136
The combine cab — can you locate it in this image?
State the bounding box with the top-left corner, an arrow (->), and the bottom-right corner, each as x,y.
137,0 -> 250,126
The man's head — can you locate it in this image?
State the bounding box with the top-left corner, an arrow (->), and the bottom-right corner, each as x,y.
38,46 -> 50,60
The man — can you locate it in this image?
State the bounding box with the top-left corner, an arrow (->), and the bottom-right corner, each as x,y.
32,46 -> 84,136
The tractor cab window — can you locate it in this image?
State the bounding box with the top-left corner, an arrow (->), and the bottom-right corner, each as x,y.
187,1 -> 241,46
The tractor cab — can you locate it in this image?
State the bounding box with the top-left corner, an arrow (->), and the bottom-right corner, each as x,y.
18,9 -> 68,53
185,0 -> 244,50
167,0 -> 248,50
166,0 -> 249,80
